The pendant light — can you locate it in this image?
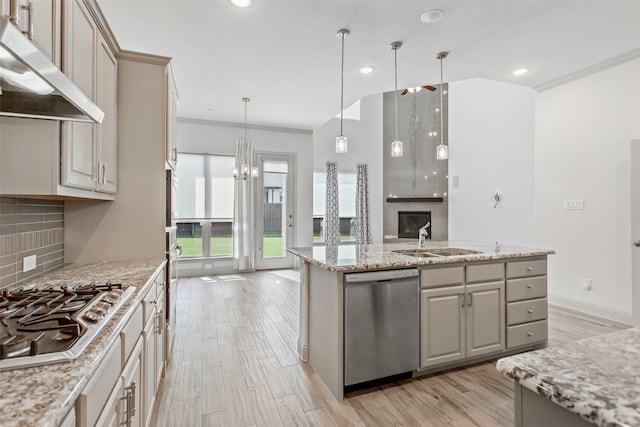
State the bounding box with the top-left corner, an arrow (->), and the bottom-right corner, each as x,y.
232,97 -> 259,180
436,51 -> 449,160
336,29 -> 350,154
390,41 -> 403,157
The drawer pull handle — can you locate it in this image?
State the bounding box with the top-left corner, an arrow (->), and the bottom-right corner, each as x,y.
527,332 -> 534,336
526,267 -> 533,271
527,284 -> 533,288
527,309 -> 533,313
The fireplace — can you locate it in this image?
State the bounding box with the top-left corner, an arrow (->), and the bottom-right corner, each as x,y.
398,211 -> 431,239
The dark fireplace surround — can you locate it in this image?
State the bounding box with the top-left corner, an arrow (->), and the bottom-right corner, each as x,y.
398,211 -> 431,239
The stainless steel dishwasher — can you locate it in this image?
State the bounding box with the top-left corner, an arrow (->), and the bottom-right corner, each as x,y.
344,269 -> 419,386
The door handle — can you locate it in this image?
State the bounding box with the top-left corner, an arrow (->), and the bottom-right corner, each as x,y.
635,240 -> 640,247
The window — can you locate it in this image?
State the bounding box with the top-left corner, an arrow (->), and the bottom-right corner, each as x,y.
313,171 -> 356,243
176,153 -> 235,257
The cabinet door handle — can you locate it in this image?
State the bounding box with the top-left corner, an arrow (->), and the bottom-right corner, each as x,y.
120,381 -> 136,426
101,162 -> 107,184
92,161 -> 100,182
155,310 -> 164,335
460,293 -> 465,307
20,2 -> 34,40
468,292 -> 473,307
527,309 -> 533,313
527,332 -> 534,337
527,284 -> 533,289
526,267 -> 533,271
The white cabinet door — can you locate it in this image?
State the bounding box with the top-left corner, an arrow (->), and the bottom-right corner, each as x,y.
94,378 -> 123,427
61,0 -> 96,190
143,313 -> 157,426
466,281 -> 505,358
121,339 -> 144,427
96,34 -> 118,194
155,291 -> 166,390
420,285 -> 465,368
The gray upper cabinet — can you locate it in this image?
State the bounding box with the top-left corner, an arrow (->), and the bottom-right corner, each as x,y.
61,0 -> 117,195
61,0 -> 97,191
0,0 -> 118,200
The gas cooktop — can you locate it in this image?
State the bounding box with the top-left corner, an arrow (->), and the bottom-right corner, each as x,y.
0,282 -> 135,372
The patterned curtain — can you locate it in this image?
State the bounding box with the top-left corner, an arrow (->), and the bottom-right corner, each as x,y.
355,163 -> 371,244
233,138 -> 255,271
324,161 -> 340,246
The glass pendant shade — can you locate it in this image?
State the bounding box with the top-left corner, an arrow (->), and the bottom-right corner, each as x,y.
391,140 -> 403,157
336,29 -> 350,153
336,135 -> 348,153
436,51 -> 448,161
250,166 -> 259,178
436,143 -> 448,160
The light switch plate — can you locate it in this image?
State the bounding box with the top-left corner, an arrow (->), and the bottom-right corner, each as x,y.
563,199 -> 584,210
23,255 -> 36,272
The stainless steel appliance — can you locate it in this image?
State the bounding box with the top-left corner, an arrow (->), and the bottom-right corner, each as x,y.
343,269 -> 419,386
0,9 -> 103,122
0,282 -> 134,371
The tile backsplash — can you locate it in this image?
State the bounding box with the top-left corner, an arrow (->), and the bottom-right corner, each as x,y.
0,197 -> 64,288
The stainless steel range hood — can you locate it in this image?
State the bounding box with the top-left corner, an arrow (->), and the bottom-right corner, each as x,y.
0,16 -> 104,123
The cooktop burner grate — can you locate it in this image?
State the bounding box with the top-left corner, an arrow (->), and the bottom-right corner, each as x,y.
0,282 -> 135,371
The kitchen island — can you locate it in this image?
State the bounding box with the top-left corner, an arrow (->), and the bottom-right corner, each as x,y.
497,327 -> 640,427
289,241 -> 554,400
0,260 -> 165,427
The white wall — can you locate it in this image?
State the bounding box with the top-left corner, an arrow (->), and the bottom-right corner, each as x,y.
448,78 -> 536,247
313,93 -> 384,243
536,58 -> 640,323
178,118 -> 314,249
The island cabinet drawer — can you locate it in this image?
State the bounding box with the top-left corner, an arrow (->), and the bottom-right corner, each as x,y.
506,259 -> 547,279
421,266 -> 464,288
507,276 -> 547,302
507,298 -> 548,326
121,303 -> 143,365
507,320 -> 548,348
466,263 -> 504,283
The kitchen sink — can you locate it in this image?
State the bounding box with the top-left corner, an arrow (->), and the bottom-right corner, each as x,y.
392,248 -> 483,257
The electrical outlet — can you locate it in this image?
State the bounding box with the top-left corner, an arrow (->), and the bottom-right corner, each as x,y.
23,255 -> 36,272
564,199 -> 585,210
581,278 -> 592,290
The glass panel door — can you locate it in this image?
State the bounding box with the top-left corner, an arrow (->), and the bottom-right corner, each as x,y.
255,154 -> 294,270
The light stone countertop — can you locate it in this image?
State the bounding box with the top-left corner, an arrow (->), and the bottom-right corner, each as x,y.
0,260 -> 165,427
497,328 -> 640,427
288,241 -> 555,272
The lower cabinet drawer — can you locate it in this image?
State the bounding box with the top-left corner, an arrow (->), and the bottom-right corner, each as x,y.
507,276 -> 547,302
507,320 -> 548,348
507,298 -> 548,326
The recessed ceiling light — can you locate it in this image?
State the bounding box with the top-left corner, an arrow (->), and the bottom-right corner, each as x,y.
421,9 -> 444,24
228,0 -> 253,8
358,66 -> 375,75
512,68 -> 529,76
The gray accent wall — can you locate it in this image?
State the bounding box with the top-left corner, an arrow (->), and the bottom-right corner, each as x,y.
383,85 -> 449,241
0,197 -> 64,288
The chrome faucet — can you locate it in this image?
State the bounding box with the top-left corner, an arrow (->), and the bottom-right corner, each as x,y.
418,222 -> 431,248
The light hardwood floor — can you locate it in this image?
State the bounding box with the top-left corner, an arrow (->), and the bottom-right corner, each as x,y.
151,270 -> 629,427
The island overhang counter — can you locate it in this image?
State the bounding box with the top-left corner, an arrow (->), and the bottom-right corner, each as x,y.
288,241 -> 555,400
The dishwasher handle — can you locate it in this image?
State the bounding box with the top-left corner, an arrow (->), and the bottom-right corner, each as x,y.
344,269 -> 418,283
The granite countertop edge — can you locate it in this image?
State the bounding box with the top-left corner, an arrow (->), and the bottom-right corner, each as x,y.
0,259 -> 166,427
288,241 -> 555,272
496,328 -> 640,427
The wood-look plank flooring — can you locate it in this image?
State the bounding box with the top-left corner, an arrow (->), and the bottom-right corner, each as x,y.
151,270 -> 629,427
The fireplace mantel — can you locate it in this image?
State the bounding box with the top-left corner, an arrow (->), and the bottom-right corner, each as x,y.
386,197 -> 444,203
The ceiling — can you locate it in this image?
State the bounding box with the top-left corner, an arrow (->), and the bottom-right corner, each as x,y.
97,0 -> 640,131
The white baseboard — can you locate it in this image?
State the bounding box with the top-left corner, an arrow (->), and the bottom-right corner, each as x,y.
548,293 -> 633,325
